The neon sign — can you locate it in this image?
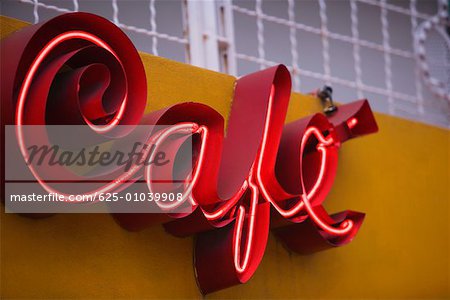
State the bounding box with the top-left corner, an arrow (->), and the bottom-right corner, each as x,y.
0,13 -> 378,294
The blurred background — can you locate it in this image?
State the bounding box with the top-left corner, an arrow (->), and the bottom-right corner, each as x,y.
1,0 -> 449,127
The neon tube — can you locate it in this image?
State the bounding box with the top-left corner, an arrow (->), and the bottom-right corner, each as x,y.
233,169 -> 259,273
347,117 -> 358,129
255,86 -> 354,235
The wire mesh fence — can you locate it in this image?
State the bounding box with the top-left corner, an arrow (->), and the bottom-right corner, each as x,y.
231,0 -> 449,127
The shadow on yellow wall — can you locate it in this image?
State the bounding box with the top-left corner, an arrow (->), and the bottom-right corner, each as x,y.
1,15 -> 448,299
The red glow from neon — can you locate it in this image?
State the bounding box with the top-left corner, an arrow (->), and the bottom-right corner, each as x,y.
2,14 -> 377,294
233,170 -> 258,273
255,87 -> 354,236
14,31 -> 132,202
347,117 -> 358,129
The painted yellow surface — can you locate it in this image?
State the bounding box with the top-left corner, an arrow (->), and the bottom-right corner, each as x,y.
1,16 -> 448,299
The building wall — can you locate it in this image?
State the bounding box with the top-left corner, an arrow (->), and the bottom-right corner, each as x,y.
1,16 -> 449,299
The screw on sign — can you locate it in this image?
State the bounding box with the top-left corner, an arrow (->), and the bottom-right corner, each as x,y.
0,13 -> 378,294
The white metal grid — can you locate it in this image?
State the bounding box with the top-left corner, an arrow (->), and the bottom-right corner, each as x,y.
230,0 -> 448,126
18,0 -> 189,55
1,0 -> 449,128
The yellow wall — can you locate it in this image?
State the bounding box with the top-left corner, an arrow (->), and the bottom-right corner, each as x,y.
1,16 -> 448,299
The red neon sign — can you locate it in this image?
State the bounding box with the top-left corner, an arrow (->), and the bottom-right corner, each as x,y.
0,13 -> 378,294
